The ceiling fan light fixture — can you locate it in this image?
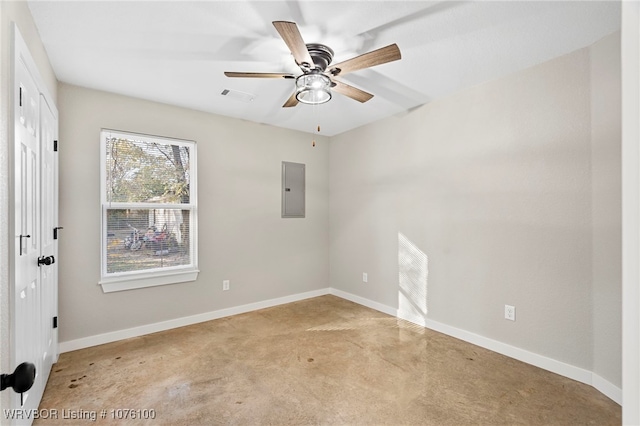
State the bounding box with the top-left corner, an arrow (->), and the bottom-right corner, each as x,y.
295,73 -> 332,105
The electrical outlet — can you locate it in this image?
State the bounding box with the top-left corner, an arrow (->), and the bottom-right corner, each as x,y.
504,305 -> 516,321
362,272 -> 368,283
223,280 -> 230,291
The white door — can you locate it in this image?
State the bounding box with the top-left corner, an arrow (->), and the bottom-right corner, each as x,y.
11,36 -> 59,423
39,94 -> 59,381
13,55 -> 44,416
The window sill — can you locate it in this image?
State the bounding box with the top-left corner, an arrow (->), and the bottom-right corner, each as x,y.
99,269 -> 199,293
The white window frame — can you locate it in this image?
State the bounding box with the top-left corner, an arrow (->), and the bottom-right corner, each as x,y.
99,129 -> 198,292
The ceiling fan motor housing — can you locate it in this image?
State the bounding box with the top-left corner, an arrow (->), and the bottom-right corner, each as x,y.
305,43 -> 334,71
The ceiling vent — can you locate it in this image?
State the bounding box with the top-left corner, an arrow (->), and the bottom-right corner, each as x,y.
221,89 -> 255,103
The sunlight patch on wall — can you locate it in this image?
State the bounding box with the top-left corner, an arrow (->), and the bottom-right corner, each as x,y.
398,233 -> 428,326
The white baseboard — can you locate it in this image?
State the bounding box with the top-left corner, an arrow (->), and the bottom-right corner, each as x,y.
59,288 -> 330,353
59,286 -> 621,406
592,373 -> 623,405
329,288 -> 622,406
329,288 -> 397,317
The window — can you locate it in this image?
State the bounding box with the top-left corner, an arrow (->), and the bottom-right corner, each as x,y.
100,129 -> 198,292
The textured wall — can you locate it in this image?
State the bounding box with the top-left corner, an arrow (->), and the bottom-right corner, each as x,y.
57,84 -> 329,343
330,39 -> 618,377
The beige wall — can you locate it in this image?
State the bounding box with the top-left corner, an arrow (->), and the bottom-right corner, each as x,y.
590,33 -> 622,388
330,33 -> 621,386
57,83 -> 330,343
0,0 -> 58,413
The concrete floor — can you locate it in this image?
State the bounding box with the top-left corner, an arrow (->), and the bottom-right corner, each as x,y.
36,295 -> 620,425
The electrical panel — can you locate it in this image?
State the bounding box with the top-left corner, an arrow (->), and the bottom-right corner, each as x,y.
282,161 -> 305,218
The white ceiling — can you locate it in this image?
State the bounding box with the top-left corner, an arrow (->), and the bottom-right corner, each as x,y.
27,1 -> 621,136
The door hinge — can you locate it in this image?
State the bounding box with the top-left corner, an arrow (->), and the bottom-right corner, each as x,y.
19,87 -> 22,107
53,140 -> 58,152
54,226 -> 63,240
53,316 -> 58,329
19,234 -> 30,256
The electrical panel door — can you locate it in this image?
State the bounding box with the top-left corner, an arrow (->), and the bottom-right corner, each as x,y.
282,161 -> 305,218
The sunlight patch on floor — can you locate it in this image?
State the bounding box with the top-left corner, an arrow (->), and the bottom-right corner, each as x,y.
306,317 -> 424,333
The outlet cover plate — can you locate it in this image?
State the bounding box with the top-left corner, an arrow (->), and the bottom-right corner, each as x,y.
362,273 -> 368,283
505,305 -> 515,321
223,280 -> 230,291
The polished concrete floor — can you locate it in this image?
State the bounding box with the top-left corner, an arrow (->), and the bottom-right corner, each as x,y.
36,295 -> 620,425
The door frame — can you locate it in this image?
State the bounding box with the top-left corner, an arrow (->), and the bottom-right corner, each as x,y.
622,3 -> 640,424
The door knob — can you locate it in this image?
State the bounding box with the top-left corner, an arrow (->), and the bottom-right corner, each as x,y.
37,255 -> 55,266
1,362 -> 36,393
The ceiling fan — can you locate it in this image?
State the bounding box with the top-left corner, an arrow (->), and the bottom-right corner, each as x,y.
224,21 -> 401,108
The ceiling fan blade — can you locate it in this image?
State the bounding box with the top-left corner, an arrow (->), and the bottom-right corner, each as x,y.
224,72 -> 295,79
332,80 -> 374,103
272,21 -> 314,68
330,44 -> 401,77
282,91 -> 299,108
